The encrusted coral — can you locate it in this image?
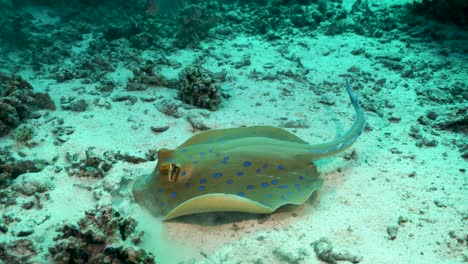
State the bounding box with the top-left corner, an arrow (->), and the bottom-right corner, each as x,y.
0,73 -> 55,137
0,238 -> 37,264
175,3 -> 219,47
0,147 -> 49,189
14,124 -> 34,143
49,206 -> 154,264
408,0 -> 468,26
0,11 -> 35,48
178,66 -> 227,111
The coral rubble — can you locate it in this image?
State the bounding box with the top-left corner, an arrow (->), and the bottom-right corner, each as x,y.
0,73 -> 55,137
49,206 -> 154,264
178,65 -> 227,111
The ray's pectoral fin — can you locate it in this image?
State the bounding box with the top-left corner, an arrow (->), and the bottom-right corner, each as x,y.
164,193 -> 273,220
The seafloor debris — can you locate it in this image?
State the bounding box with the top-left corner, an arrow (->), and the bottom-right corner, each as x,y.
312,237 -> 362,264
127,62 -> 170,91
65,148 -> 117,178
49,205 -> 155,264
178,65 -> 227,111
413,105 -> 467,157
158,99 -> 185,118
272,247 -> 309,264
65,147 -> 149,178
186,112 -> 212,131
60,97 -> 89,112
112,95 -> 139,106
48,117 -> 75,146
0,73 -> 55,137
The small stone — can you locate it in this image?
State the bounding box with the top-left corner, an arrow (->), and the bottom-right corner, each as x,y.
312,237 -> 362,263
320,93 -> 336,105
272,247 -> 303,264
69,99 -> 88,112
12,220 -> 35,237
434,199 -> 447,208
397,216 -> 409,225
426,111 -> 438,120
387,225 -> 398,240
351,48 -> 365,55
17,230 -> 34,237
150,126 -> 169,133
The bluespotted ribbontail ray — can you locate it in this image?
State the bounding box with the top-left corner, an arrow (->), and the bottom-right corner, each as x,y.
132,80 -> 366,220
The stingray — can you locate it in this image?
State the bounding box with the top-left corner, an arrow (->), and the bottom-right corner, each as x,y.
132,80 -> 366,220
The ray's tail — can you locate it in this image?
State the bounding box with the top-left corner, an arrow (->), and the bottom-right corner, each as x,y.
307,79 -> 366,160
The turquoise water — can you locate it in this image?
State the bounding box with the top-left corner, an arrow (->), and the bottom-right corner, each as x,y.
0,1 -> 466,263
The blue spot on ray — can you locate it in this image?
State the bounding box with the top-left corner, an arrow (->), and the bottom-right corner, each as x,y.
238,192 -> 245,197
237,171 -> 244,176
263,164 -> 268,169
271,180 -> 278,185
158,188 -> 163,192
278,165 -> 285,170
200,152 -> 205,156
261,182 -> 269,187
298,175 -> 304,180
200,179 -> 207,184
226,179 -> 233,184
198,186 -> 206,191
181,171 -> 187,176
171,192 -> 177,198
243,161 -> 252,167
185,183 -> 190,188
256,168 -> 261,173
213,172 -> 222,178
278,185 -> 288,189
247,185 -> 254,190
266,194 -> 272,198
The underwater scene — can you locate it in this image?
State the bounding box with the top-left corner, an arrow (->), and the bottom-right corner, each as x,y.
0,0 -> 466,263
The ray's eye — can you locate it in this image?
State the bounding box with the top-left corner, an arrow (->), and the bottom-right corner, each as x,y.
159,163 -> 181,182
